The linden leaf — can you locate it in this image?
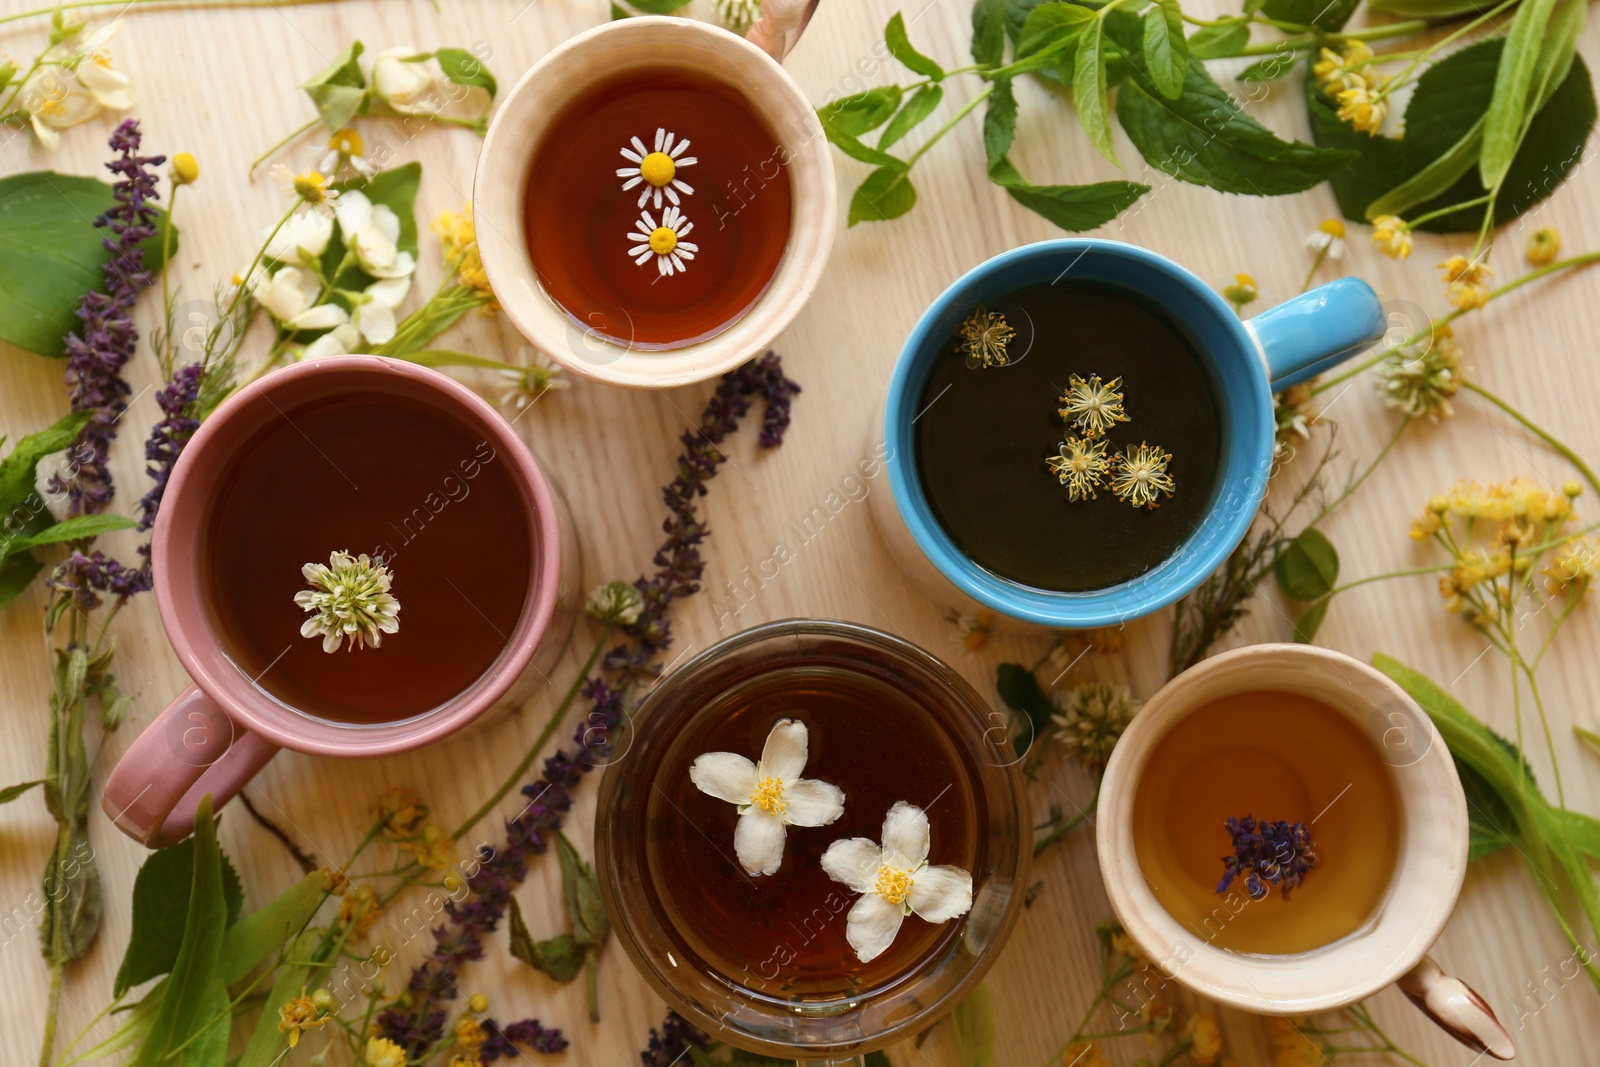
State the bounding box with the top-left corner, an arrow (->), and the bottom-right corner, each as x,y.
1275,528 -> 1339,601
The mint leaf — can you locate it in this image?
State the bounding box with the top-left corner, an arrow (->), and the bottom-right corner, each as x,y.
1185,21 -> 1247,59
886,12 -> 944,80
849,166 -> 917,225
1261,0 -> 1359,30
990,160 -> 1148,231
821,86 -> 903,137
1073,19 -> 1117,164
1118,62 -> 1356,194
1141,0 -> 1188,100
557,831 -> 610,948
879,85 -> 945,150
507,896 -> 585,982
971,0 -> 1008,66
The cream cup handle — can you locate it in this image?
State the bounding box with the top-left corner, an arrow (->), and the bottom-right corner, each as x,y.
1397,955 -> 1515,1060
746,0 -> 820,61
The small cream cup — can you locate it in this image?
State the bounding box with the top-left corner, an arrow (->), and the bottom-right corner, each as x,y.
474,11 -> 835,389
1097,643 -> 1515,1059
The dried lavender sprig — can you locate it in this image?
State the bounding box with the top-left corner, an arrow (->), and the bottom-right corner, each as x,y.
47,119 -> 165,518
377,353 -> 799,1055
640,1009 -> 710,1067
478,1015 -> 569,1060
1216,816 -> 1319,901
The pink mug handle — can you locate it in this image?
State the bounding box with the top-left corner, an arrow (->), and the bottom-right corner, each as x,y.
102,685 -> 280,848
746,0 -> 820,61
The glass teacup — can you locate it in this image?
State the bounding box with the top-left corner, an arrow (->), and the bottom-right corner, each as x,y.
595,619 -> 1029,1063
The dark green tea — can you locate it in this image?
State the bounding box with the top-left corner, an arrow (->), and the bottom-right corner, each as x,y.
913,282 -> 1221,591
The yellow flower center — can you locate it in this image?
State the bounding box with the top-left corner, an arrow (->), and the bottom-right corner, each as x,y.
748,776 -> 786,815
648,226 -> 678,256
1319,218 -> 1346,239
874,864 -> 914,906
293,171 -> 329,203
640,151 -> 676,187
330,127 -> 364,156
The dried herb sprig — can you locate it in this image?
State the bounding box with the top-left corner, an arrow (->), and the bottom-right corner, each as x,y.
1216,817 -> 1319,901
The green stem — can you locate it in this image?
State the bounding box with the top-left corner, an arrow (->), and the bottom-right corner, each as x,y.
160,183 -> 181,371
1300,244 -> 1329,293
1406,192 -> 1492,229
249,117 -> 320,176
1462,381 -> 1600,497
1033,795 -> 1098,857
906,86 -> 994,167
0,53 -> 45,117
0,0 -> 343,25
1234,18 -> 1431,56
1329,562 -> 1455,596
449,623 -> 612,841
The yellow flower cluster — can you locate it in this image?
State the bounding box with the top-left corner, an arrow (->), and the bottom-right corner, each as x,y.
338,883 -> 381,938
406,823 -> 460,871
1315,41 -> 1387,135
432,206 -> 497,304
276,987 -> 326,1047
1438,255 -> 1494,310
1545,538 -> 1600,593
373,788 -> 427,837
1267,1017 -> 1324,1067
1369,214 -> 1413,260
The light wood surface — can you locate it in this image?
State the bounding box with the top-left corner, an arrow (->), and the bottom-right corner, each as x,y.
2,1 -> 1598,1063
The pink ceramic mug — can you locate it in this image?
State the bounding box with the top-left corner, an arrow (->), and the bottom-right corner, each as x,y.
102,356 -> 578,848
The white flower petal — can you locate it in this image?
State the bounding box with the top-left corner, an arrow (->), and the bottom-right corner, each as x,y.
371,204 -> 401,245
689,751 -> 759,804
300,323 -> 359,360
76,60 -> 133,111
354,298 -> 396,344
881,801 -> 931,870
907,864 -> 973,923
289,303 -> 350,330
782,778 -> 844,827
845,892 -> 905,963
759,718 -> 808,781
821,837 -> 882,894
734,809 -> 787,876
366,276 -> 411,308
367,250 -> 416,280
336,189 -> 374,239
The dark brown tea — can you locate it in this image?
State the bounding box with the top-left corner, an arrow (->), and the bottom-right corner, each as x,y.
204,394 -> 531,724
914,282 -> 1222,591
525,68 -> 793,348
643,666 -> 982,998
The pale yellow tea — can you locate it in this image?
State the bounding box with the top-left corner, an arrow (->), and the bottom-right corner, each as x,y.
1132,690 -> 1400,955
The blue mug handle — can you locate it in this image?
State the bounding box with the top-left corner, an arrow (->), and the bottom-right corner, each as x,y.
1246,277 -> 1386,390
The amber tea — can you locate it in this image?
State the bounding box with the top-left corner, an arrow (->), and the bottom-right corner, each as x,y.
204,394 -> 532,724
914,282 -> 1222,591
641,665 -> 983,998
524,68 -> 793,349
1132,690 -> 1401,955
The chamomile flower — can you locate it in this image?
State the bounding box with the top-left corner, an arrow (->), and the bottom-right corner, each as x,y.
1370,215 -> 1413,260
821,802 -> 974,963
1111,442 -> 1175,509
497,352 -> 569,412
955,305 -> 1016,369
1527,226 -> 1562,266
272,164 -> 338,211
1058,374 -> 1129,438
1047,435 -> 1111,502
294,551 -> 401,653
1222,273 -> 1258,313
1273,383 -> 1316,462
1306,218 -> 1346,260
617,127 -> 698,209
689,718 -> 845,876
315,126 -> 377,177
628,205 -> 699,276
1438,255 -> 1493,310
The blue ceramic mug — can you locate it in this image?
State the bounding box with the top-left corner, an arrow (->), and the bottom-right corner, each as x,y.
871,239 -> 1385,630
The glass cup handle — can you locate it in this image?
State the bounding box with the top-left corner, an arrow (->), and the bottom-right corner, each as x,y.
794,1058 -> 866,1066
746,0 -> 821,61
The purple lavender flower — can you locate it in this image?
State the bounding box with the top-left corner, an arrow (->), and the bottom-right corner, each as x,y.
377,353 -> 799,1056
135,360 -> 203,531
47,119 -> 165,518
480,1017 -> 569,1060
640,1010 -> 710,1066
1216,816 -> 1319,901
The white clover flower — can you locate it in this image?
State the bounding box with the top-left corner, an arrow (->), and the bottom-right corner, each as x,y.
263,208 -> 335,266
336,190 -> 416,279
294,551 -> 400,653
821,802 -> 974,963
585,581 -> 643,626
689,718 -> 845,876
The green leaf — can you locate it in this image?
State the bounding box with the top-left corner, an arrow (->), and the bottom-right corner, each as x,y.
1562,809 -> 1600,860
822,121 -> 910,171
995,662 -> 1053,756
1361,120 -> 1480,221
557,831 -> 610,947
1459,758 -> 1516,861
435,47 -> 497,99
1073,19 -> 1118,164
990,160 -> 1148,231
886,12 -> 945,80
1481,0 -> 1560,187
39,820 -> 101,964
0,554 -> 43,613
820,86 -> 904,137
301,41 -> 368,133
849,166 -> 918,225
864,1053 -> 893,1067
880,85 -> 945,150
389,349 -> 516,371
0,411 -> 89,514
952,983 -> 996,1067
0,779 -> 45,804
1368,0 -> 1497,14
6,513 -> 136,553
134,796 -> 230,1067
115,827 -> 244,997
626,0 -> 695,10
218,870 -> 326,987
611,2 -> 630,17
0,174 -> 176,357
1262,0 -> 1360,30
984,79 -> 1019,169
1240,51 -> 1302,83
507,896 -> 586,982
1292,596 -> 1331,643
1275,528 -> 1339,600
1185,22 -> 1248,59
1141,0 -> 1189,100
972,0 -> 1009,66
1119,63 -> 1357,194
1578,724 -> 1600,758
237,928 -> 319,1067
1014,2 -> 1092,74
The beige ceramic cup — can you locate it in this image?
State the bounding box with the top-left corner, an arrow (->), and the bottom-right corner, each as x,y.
1097,644 -> 1515,1060
474,9 -> 835,389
